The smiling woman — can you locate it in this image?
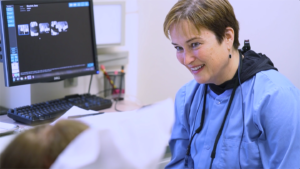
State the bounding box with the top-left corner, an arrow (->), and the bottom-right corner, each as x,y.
163,0 -> 300,169
169,22 -> 239,85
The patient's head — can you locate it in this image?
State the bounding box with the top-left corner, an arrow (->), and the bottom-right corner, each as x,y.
0,120 -> 89,169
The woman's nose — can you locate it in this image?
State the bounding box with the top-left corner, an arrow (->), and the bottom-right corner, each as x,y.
183,50 -> 195,65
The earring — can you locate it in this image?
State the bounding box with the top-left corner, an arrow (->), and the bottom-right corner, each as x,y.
229,54 -> 232,58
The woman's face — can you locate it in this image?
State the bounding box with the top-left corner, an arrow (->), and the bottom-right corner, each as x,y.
169,20 -> 233,85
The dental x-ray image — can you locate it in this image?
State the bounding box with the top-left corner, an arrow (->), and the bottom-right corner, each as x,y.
18,24 -> 29,35
30,21 -> 39,36
39,23 -> 50,34
51,21 -> 68,36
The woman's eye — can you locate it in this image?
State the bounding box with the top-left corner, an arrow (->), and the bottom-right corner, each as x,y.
191,42 -> 200,48
174,46 -> 183,52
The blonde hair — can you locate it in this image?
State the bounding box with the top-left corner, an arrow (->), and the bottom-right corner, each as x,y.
0,120 -> 89,168
163,0 -> 240,49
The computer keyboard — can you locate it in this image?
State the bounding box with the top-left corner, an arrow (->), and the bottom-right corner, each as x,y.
7,94 -> 112,124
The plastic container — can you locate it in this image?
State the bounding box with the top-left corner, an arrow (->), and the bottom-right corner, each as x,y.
103,71 -> 125,100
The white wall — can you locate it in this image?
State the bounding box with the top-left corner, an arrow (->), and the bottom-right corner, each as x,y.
121,0 -> 139,103
135,0 -> 300,105
231,0 -> 300,89
136,0 -> 193,105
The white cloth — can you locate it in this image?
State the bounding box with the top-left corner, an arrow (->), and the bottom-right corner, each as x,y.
50,98 -> 175,169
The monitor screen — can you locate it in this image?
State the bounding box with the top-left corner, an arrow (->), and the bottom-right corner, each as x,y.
0,0 -> 99,87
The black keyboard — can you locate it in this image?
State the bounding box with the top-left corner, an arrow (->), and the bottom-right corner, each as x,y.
7,94 -> 112,124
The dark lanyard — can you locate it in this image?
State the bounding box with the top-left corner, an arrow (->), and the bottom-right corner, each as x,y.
184,52 -> 242,168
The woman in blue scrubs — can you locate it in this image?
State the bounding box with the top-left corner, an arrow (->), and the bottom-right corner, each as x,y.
163,0 -> 300,168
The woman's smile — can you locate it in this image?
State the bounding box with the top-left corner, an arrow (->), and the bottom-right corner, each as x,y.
190,64 -> 205,74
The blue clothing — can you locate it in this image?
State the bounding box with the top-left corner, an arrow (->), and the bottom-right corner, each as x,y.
166,70 -> 300,169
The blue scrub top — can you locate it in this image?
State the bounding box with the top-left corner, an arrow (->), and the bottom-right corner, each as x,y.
166,70 -> 300,169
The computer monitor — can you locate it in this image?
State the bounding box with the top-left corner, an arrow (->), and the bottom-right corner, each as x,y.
0,0 -> 99,87
93,1 -> 125,47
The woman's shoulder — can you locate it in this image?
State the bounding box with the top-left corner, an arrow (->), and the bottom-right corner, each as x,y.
251,69 -> 300,109
174,80 -> 204,129
175,79 -> 202,99
254,69 -> 299,92
250,70 -> 300,139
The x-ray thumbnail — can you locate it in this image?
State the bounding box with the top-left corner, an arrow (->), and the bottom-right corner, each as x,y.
51,21 -> 59,36
30,21 -> 39,36
39,23 -> 50,34
18,24 -> 29,36
51,21 -> 68,36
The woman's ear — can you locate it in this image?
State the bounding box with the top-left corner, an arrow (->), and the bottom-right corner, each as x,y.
224,27 -> 234,49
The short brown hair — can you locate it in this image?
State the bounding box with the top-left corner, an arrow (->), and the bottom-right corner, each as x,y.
164,0 -> 240,49
0,120 -> 88,168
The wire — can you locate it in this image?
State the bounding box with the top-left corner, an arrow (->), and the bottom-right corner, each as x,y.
209,51 -> 243,169
94,88 -> 123,111
185,85 -> 207,168
114,99 -> 122,112
209,76 -> 239,169
86,72 -> 126,112
191,86 -> 206,156
88,74 -> 93,94
95,88 -> 115,96
191,85 -> 206,138
237,51 -> 245,169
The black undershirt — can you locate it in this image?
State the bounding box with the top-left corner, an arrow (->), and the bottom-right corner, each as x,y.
208,50 -> 277,95
209,71 -> 239,95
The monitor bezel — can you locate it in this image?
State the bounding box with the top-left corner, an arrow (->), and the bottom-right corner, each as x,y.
0,0 -> 99,87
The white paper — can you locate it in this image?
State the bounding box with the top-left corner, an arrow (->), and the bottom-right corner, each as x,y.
51,98 -> 175,169
0,122 -> 19,135
0,122 -> 19,130
50,106 -> 98,125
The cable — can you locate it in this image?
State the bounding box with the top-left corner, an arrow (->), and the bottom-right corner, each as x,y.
94,88 -> 122,111
209,75 -> 239,169
237,51 -> 245,169
191,85 -> 207,139
88,74 -> 93,94
114,99 -> 122,112
191,86 -> 206,156
95,88 -> 115,96
185,85 -> 208,168
209,52 -> 243,169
